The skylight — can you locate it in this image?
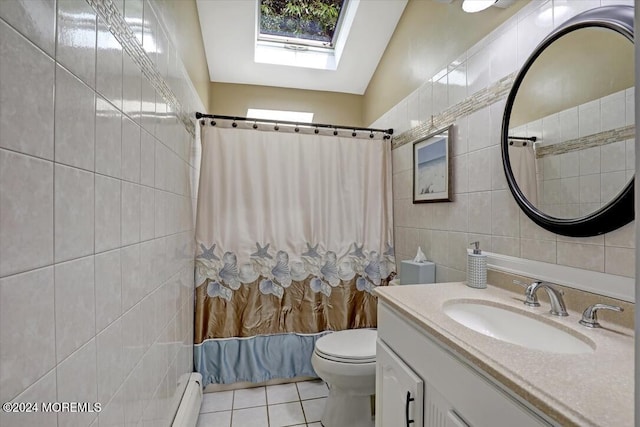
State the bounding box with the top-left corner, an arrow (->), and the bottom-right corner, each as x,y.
247,108 -> 314,123
258,0 -> 347,49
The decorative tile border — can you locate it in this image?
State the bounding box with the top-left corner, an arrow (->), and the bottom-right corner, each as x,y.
86,0 -> 196,137
392,72 -> 516,149
534,124 -> 635,158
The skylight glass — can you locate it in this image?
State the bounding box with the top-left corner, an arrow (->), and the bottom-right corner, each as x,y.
247,108 -> 314,123
258,0 -> 347,48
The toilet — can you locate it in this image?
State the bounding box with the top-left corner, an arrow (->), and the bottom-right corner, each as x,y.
311,328 -> 377,427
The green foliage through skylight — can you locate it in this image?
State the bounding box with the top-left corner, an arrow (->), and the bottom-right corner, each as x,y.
259,0 -> 345,46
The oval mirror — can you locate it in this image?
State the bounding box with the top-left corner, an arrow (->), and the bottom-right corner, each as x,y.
501,6 -> 634,237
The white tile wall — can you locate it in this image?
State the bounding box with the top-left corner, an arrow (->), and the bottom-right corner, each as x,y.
0,150 -> 54,276
55,65 -> 96,171
0,267 -> 56,404
0,18 -> 55,160
0,0 -> 202,426
95,175 -> 122,252
95,97 -> 122,178
381,0 -> 635,282
0,369 -> 58,427
54,164 -> 95,262
56,339 -> 98,427
95,249 -> 123,332
96,19 -> 124,110
122,116 -> 142,182
54,256 -> 96,362
509,88 -> 633,219
56,0 -> 97,88
0,0 -> 57,57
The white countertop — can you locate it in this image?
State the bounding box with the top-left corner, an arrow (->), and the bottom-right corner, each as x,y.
374,282 -> 634,427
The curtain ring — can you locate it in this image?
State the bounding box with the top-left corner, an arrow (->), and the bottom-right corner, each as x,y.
295,124 -> 300,133
333,128 -> 338,136
211,120 -> 216,126
253,121 -> 258,129
352,129 -> 357,137
314,127 -> 319,134
199,119 -> 205,126
274,123 -> 279,131
369,131 -> 374,139
232,120 -> 237,128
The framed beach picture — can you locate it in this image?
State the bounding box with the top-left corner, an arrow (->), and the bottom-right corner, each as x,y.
413,126 -> 452,203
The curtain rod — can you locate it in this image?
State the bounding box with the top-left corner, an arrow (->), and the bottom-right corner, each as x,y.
508,135 -> 537,142
195,112 -> 394,138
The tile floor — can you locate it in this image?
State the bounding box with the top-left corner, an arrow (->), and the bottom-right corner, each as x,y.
197,379 -> 329,427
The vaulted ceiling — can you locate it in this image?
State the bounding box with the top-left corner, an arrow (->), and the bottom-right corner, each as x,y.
196,0 -> 408,94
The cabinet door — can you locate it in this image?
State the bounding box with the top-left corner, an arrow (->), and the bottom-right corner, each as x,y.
376,340 -> 424,427
445,409 -> 470,427
423,380 -> 470,427
424,381 -> 470,427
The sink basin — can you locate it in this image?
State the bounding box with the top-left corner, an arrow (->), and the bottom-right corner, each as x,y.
444,301 -> 594,354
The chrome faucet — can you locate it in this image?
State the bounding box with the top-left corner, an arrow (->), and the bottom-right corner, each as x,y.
579,304 -> 623,328
515,280 -> 568,316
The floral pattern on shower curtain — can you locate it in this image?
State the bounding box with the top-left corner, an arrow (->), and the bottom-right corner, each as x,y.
194,123 -> 395,386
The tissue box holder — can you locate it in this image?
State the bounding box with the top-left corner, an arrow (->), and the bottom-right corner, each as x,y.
400,260 -> 435,285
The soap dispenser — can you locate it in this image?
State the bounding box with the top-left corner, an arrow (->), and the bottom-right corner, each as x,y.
467,241 -> 487,289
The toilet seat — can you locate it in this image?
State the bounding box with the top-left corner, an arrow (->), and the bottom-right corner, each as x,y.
314,329 -> 377,364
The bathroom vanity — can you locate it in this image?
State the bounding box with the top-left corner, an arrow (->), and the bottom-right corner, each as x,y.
374,282 -> 634,427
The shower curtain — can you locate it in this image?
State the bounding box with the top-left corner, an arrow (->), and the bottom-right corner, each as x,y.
194,123 -> 395,386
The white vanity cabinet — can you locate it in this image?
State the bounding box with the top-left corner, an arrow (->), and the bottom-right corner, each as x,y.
376,340 -> 424,427
377,340 -> 467,427
376,302 -> 554,427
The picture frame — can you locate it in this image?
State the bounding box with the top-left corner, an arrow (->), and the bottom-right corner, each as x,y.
413,125 -> 452,203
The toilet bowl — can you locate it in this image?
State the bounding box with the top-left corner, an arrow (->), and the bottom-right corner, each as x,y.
311,329 -> 377,427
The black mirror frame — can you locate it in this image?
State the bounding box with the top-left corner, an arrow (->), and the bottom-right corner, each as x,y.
501,5 -> 634,237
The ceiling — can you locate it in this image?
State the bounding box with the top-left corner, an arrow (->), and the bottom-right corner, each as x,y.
196,0 -> 408,95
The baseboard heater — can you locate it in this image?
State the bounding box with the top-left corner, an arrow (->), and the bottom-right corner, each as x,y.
172,373 -> 203,427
